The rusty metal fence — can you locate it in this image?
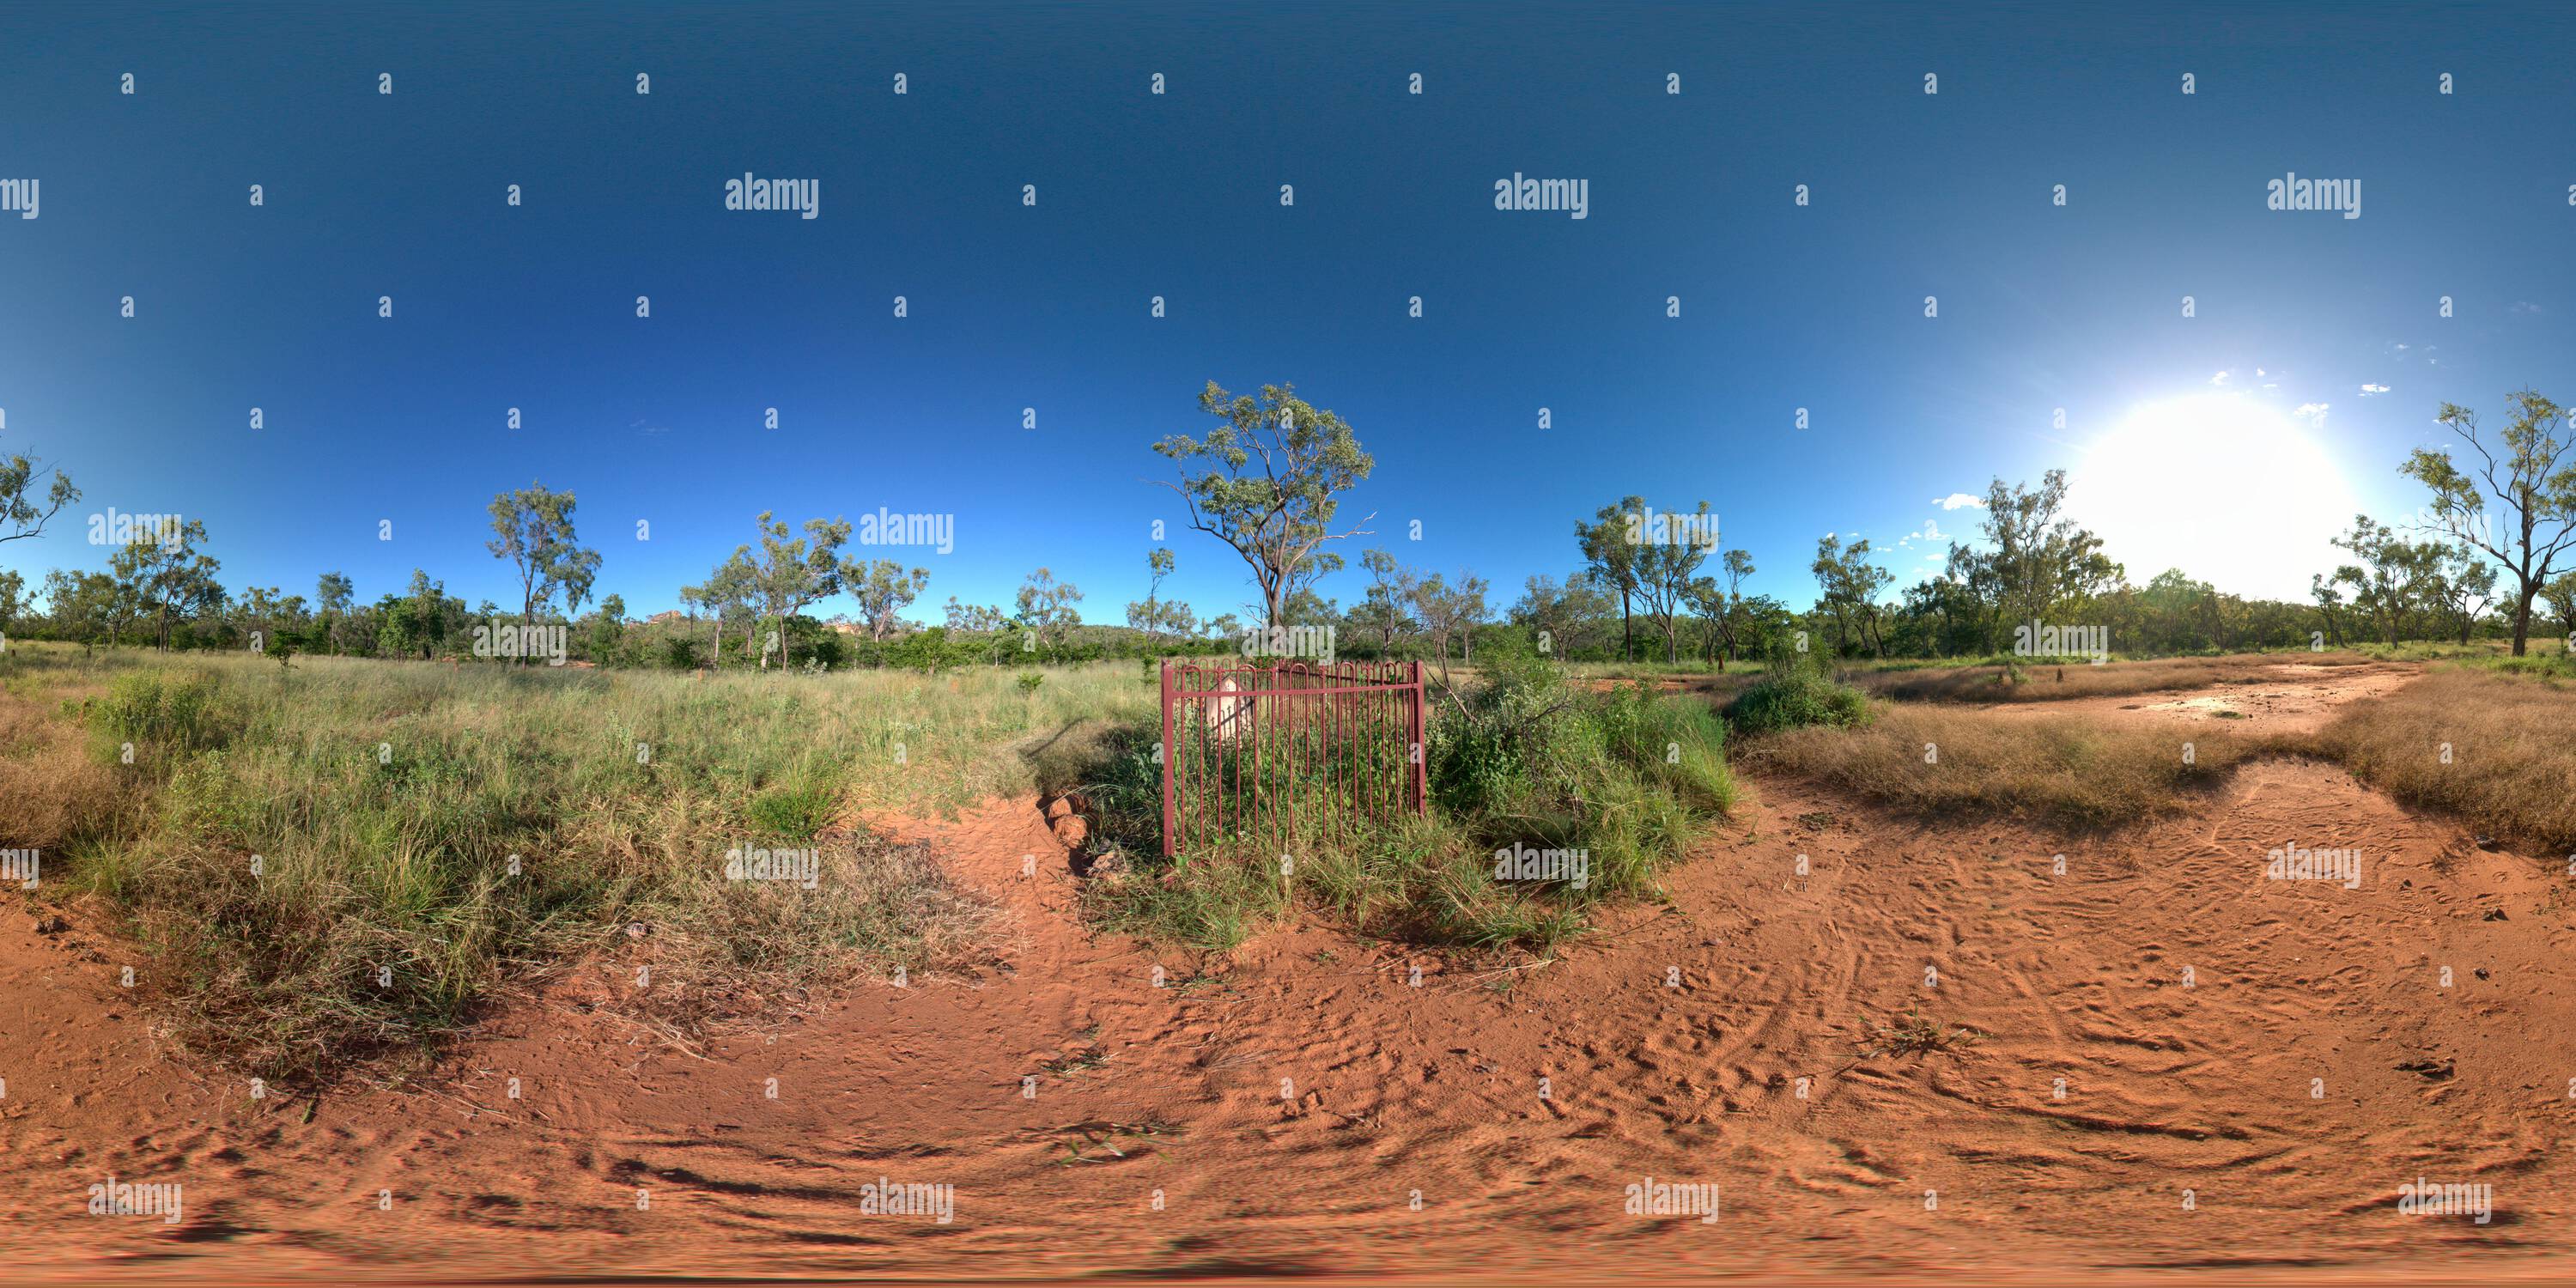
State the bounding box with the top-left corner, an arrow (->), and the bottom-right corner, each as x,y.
1158,659 -> 1427,858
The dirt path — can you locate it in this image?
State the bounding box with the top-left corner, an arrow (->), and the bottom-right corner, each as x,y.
7,665 -> 2576,1282
1960,661 -> 2423,735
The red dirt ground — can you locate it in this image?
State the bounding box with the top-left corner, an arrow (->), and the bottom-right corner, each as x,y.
5,665 -> 2575,1285
1961,661 -> 2425,735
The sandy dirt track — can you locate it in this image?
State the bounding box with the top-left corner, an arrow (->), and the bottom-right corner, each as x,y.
5,665 -> 2576,1285
1959,660 -> 2426,735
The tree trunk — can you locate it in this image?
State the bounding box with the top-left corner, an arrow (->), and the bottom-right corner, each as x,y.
2512,585 -> 2537,656
1619,592 -> 1633,662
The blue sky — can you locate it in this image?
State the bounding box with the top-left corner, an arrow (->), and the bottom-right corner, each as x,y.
4,1 -> 2574,621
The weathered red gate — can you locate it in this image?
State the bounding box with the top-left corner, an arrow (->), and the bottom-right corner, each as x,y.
1158,659 -> 1427,858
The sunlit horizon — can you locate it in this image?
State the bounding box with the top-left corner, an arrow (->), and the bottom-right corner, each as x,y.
2066,392 -> 2363,604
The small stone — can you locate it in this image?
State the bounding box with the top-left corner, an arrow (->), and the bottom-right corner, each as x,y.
33,914 -> 69,935
1052,816 -> 1090,851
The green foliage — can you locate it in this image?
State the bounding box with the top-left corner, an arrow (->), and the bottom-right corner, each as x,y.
26,647 -> 1030,1084
1151,380 -> 1374,627
487,483 -> 600,627
1726,644 -> 1873,734
1426,649 -> 1566,817
0,429 -> 80,544
91,670 -> 239,762
1093,650 -> 1735,956
747,782 -> 835,841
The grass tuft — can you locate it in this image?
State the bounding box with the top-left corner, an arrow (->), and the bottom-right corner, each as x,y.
1080,650 -> 1735,956
0,643 -> 1028,1085
1741,702 -> 2263,831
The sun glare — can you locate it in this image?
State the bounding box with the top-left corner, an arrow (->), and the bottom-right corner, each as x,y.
2066,394 -> 2360,602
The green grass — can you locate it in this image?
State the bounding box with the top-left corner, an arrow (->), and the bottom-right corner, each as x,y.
1725,666 -> 1873,735
1,641 -> 1739,1072
1073,652 -> 1738,957
1,643 -> 1177,1083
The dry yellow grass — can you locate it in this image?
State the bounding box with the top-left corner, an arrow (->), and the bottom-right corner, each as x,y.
2307,667 -> 2576,854
1749,662 -> 2576,857
1741,703 -> 2268,831
0,690 -> 128,849
1854,653 -> 2376,705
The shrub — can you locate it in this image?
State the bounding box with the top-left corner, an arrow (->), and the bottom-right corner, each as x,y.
90,670 -> 240,764
1726,646 -> 1871,734
1090,651 -> 1736,956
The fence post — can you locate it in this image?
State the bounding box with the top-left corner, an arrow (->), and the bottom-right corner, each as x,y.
1407,659 -> 1428,818
1159,659 -> 1179,857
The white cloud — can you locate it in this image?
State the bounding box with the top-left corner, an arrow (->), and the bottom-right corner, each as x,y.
2293,402 -> 2330,428
1933,493 -> 1986,510
2360,383 -> 2390,396
2512,301 -> 2543,315
2209,370 -> 2232,386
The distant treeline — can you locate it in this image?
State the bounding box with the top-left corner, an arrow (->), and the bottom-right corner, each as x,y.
7,383 -> 2574,672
